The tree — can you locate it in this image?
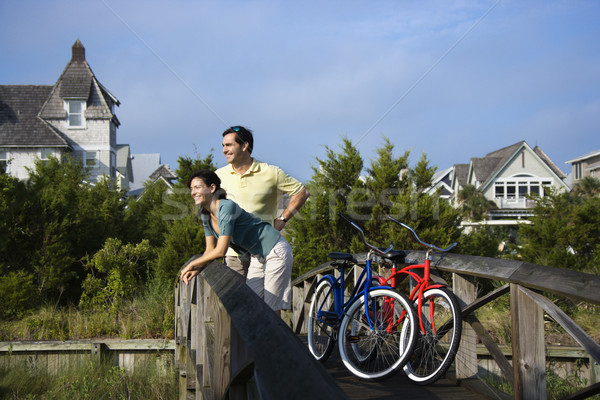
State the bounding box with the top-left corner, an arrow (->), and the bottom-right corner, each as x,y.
456,184 -> 495,222
572,176 -> 600,197
285,137 -> 364,276
24,156 -> 127,303
286,137 -> 462,278
517,190 -> 600,274
175,152 -> 216,187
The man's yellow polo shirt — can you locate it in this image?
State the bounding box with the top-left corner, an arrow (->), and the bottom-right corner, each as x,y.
216,159 -> 304,225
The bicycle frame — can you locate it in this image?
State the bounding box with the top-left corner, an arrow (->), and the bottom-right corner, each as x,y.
315,250 -> 393,333
377,215 -> 458,335
376,249 -> 446,334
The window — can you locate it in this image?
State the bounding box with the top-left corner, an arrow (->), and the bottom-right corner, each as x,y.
86,151 -> 98,167
110,152 -> 116,179
506,182 -> 516,199
40,149 -> 53,165
575,162 -> 582,180
495,185 -> 504,198
494,176 -> 554,201
66,100 -> 86,128
0,151 -> 7,173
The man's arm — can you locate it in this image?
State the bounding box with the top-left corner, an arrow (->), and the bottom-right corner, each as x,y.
273,187 -> 310,231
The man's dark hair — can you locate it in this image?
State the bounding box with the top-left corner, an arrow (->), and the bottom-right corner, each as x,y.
222,126 -> 254,155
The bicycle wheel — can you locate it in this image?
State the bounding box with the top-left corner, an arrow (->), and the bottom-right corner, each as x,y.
338,288 -> 418,380
307,279 -> 337,362
401,287 -> 462,385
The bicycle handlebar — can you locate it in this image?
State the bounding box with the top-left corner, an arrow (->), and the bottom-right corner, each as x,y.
338,213 -> 393,256
385,215 -> 458,253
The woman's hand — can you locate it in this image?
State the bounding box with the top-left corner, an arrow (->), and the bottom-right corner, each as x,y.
180,264 -> 200,284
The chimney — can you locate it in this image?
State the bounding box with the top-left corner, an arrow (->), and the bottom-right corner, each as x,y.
72,39 -> 85,62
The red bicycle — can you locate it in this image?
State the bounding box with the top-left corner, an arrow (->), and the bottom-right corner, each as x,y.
376,215 -> 462,385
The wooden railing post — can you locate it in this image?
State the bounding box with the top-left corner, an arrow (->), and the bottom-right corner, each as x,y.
453,273 -> 478,380
510,284 -> 546,399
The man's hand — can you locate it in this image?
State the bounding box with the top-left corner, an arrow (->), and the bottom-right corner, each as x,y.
273,218 -> 286,231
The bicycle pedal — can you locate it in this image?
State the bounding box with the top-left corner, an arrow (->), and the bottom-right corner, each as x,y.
347,335 -> 360,343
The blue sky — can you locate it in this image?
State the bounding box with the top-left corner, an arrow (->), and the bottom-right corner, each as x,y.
1,0 -> 599,182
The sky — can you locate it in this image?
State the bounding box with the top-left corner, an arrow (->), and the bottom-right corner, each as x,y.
1,0 -> 599,182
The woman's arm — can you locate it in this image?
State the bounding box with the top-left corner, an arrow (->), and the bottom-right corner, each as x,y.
180,235 -> 232,284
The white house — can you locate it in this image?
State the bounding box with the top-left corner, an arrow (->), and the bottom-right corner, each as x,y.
0,40 -> 132,188
450,141 -> 569,219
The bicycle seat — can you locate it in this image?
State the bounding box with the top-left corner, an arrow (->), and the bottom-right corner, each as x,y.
377,249 -> 406,263
328,252 -> 357,263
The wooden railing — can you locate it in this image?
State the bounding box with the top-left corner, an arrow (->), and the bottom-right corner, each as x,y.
291,252 -> 600,400
174,259 -> 349,400
0,339 -> 174,374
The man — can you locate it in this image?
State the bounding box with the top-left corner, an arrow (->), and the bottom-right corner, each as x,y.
215,125 -> 309,277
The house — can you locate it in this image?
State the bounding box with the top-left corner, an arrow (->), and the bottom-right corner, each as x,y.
0,40 -> 132,188
424,166 -> 454,199
450,141 -> 569,220
128,153 -> 177,198
565,149 -> 600,186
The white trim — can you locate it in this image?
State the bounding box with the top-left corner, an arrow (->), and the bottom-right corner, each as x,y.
565,149 -> 600,164
482,144 -> 569,192
71,144 -> 112,152
461,219 -> 532,227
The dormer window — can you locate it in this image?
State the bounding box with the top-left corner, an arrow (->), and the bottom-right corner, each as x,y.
65,100 -> 86,128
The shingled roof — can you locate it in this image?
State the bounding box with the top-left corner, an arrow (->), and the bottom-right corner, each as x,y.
453,163 -> 470,186
39,39 -> 120,124
0,85 -> 70,148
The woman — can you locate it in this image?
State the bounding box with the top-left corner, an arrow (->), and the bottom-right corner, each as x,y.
180,170 -> 293,315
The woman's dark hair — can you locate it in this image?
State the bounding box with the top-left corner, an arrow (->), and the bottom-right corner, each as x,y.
222,125 -> 254,155
188,170 -> 227,213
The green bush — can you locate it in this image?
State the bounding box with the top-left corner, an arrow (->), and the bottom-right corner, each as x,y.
0,269 -> 37,319
80,239 -> 154,315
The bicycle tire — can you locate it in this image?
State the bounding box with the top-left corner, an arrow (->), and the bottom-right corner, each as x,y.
401,287 -> 462,385
307,279 -> 337,362
338,288 -> 418,381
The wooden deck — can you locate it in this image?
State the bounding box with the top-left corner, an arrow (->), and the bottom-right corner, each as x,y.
323,352 -> 488,399
298,336 -> 492,399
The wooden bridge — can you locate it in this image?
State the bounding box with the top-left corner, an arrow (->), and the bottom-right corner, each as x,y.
174,252 -> 600,399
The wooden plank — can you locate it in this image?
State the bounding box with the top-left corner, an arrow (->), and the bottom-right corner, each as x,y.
454,273 -> 478,379
564,382 -> 600,400
427,252 -> 600,305
196,274 -> 205,398
466,314 -> 513,383
295,251 -> 600,305
511,284 -> 546,399
212,295 -> 231,399
229,324 -> 252,400
519,286 -> 600,365
202,280 -> 215,398
461,284 -> 510,316
292,284 -> 304,334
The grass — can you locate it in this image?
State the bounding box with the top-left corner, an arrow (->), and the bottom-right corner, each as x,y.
0,284 -> 177,399
0,357 -> 177,399
0,285 -> 174,341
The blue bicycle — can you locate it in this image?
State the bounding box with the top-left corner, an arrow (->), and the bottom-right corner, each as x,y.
307,214 -> 418,380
